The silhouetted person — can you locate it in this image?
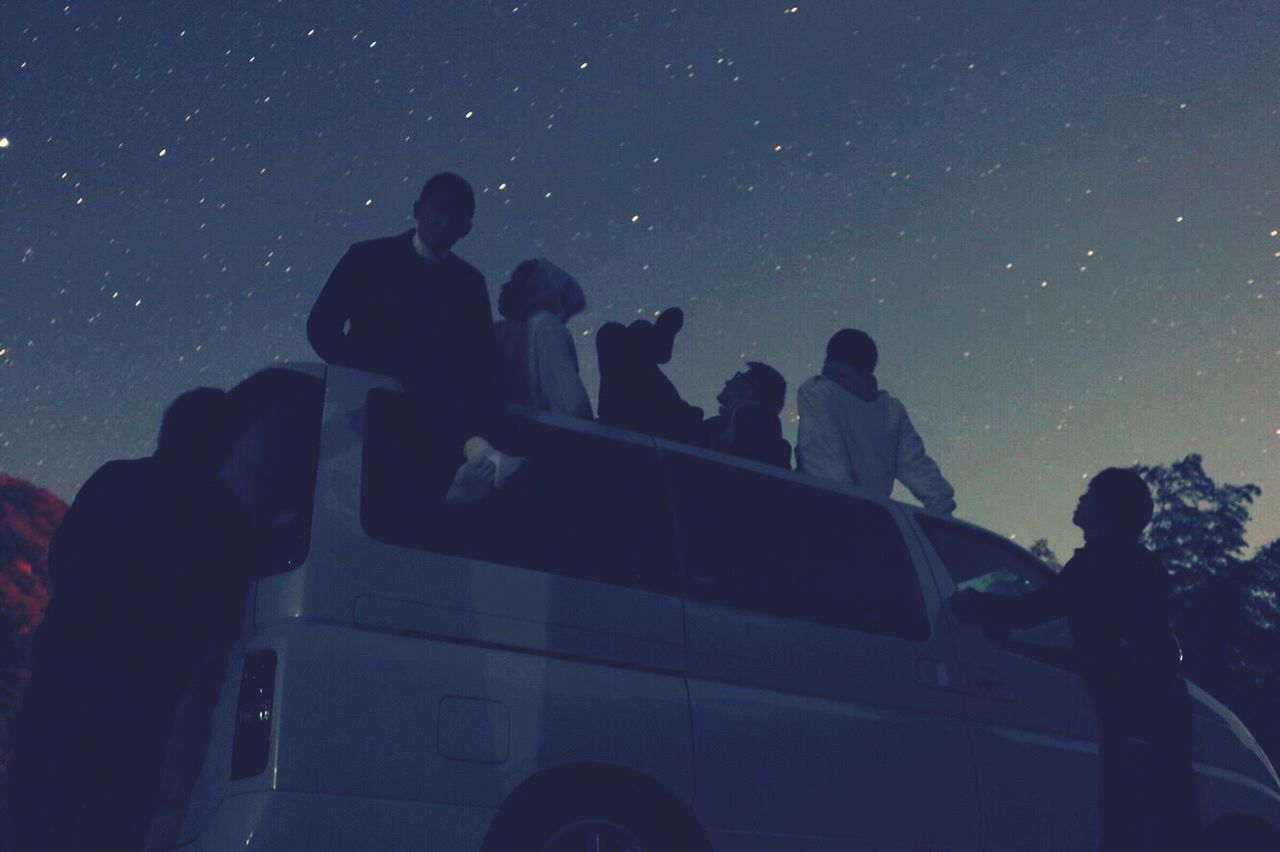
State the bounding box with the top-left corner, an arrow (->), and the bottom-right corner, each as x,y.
952,468 -> 1198,852
494,258 -> 592,419
596,307 -> 702,442
9,389 -> 259,852
796,328 -> 955,513
702,361 -> 792,468
306,172 -> 499,430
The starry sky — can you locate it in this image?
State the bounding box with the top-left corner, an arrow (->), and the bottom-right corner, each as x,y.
3,0 -> 1278,557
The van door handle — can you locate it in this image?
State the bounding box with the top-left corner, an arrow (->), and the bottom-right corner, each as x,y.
915,658 -> 951,690
973,677 -> 1017,703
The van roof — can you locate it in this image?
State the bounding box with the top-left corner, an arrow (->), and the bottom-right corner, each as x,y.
316,362 -> 1010,549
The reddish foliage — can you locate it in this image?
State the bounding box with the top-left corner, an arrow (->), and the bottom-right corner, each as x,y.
0,474 -> 67,775
0,475 -> 65,656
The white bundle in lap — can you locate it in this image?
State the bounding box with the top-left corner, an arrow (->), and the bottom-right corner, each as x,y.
445,436 -> 527,505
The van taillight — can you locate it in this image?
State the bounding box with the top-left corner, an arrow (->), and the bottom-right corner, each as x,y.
230,650 -> 276,780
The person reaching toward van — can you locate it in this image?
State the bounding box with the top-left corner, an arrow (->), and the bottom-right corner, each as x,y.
702,361 -> 792,468
796,328 -> 955,514
8,388 -> 261,852
494,258 -> 593,419
951,468 -> 1198,852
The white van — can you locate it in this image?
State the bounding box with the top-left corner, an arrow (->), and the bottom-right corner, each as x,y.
150,363 -> 1280,851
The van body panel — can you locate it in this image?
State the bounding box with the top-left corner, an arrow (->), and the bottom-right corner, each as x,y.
1187,686 -> 1280,830
175,791 -> 495,851
258,366 -> 685,672
658,441 -> 982,850
905,508 -> 1280,849
156,364 -> 1280,849
293,622 -> 692,807
908,511 -> 1113,850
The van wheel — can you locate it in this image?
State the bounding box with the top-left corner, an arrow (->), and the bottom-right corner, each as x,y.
1203,820 -> 1280,852
486,787 -> 694,852
540,816 -> 647,852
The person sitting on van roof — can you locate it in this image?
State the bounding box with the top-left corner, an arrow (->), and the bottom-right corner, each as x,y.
951,468 -> 1197,852
703,361 -> 792,469
494,258 -> 593,420
796,328 -> 955,514
9,388 -> 261,852
596,307 -> 704,444
306,172 -> 500,430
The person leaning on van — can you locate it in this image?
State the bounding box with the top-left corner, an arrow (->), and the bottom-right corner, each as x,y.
952,468 -> 1198,852
8,389 -> 262,852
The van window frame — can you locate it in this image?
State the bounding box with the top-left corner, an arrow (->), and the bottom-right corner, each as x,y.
914,514 -> 1076,671
359,389 -> 683,597
222,366 -> 326,578
660,443 -> 933,642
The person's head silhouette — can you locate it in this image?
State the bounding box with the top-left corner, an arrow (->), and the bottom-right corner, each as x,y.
155,387 -> 239,471
497,258 -> 586,323
412,172 -> 475,256
1073,467 -> 1154,542
826,328 -> 878,374
718,361 -> 787,415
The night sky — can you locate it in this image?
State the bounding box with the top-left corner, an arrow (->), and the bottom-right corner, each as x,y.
3,1 -> 1278,557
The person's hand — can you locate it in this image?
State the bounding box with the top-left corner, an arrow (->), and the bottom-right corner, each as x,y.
950,588 -> 984,623
446,457 -> 497,505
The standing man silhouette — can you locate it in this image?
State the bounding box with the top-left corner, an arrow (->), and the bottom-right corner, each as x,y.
953,468 -> 1198,851
307,172 -> 499,430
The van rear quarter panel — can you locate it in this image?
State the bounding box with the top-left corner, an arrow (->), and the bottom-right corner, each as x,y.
254,366 -> 692,812
271,620 -> 692,809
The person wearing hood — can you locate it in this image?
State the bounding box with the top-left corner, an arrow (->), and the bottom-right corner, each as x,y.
795,328 -> 955,513
493,258 -> 593,419
703,361 -> 792,469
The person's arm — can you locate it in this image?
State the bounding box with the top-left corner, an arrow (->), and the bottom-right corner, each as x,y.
306,247 -> 361,365
45,463 -> 126,593
730,407 -> 790,468
458,269 -> 502,430
953,572 -> 1068,631
895,407 -> 956,514
979,583 -> 1065,629
795,381 -> 852,481
533,317 -> 593,419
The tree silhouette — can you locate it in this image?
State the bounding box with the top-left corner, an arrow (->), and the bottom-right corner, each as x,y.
1129,456 -> 1279,762
1231,537 -> 1280,764
1028,538 -> 1062,571
0,474 -> 67,777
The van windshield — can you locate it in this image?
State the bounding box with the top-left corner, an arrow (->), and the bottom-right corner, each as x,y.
221,366 -> 325,575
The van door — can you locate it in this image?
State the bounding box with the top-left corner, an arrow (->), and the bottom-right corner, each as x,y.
913,515 -> 1100,852
661,445 -> 981,851
306,389 -> 692,812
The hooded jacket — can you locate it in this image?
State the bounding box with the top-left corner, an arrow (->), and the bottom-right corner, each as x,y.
493,259 -> 593,419
796,366 -> 956,514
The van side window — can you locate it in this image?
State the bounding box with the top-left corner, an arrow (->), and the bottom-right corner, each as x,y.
361,391 -> 679,595
668,452 -> 929,640
222,368 -> 325,574
917,518 -> 1074,663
